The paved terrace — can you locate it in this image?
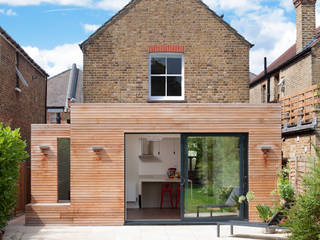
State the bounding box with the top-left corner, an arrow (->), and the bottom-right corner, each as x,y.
4,216 -> 289,240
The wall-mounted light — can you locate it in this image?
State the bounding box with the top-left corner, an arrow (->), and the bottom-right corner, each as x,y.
259,145 -> 274,165
40,146 -> 50,160
92,146 -> 104,160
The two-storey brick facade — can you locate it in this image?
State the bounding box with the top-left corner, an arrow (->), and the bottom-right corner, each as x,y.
0,27 -> 48,212
81,0 -> 252,104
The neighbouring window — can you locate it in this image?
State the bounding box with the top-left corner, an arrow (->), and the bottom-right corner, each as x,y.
274,73 -> 280,103
280,77 -> 285,98
261,84 -> 266,103
149,53 -> 184,101
58,138 -> 70,202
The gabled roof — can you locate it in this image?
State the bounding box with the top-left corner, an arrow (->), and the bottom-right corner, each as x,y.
250,26 -> 320,86
47,65 -> 83,107
80,0 -> 253,50
0,26 -> 48,77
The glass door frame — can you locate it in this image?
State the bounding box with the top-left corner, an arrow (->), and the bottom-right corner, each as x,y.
180,133 -> 249,222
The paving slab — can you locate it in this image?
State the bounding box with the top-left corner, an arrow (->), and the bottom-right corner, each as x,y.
4,216 -> 289,240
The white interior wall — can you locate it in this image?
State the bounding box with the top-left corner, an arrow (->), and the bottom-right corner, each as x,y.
125,134 -> 180,204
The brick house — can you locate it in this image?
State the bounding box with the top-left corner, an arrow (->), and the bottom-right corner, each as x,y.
26,0 -> 282,225
249,0 -> 320,192
81,0 -> 252,104
0,26 -> 48,213
47,64 -> 83,124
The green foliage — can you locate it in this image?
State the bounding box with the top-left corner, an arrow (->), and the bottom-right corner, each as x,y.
0,124 -> 28,231
218,186 -> 233,202
277,166 -> 295,203
256,204 -> 273,222
286,148 -> 320,240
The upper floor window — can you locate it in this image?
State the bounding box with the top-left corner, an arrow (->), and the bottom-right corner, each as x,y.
149,53 -> 184,101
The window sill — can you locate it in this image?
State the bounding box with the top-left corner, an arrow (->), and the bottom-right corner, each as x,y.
148,99 -> 187,103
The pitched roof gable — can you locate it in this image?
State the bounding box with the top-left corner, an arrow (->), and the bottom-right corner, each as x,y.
250,26 -> 320,86
80,0 -> 253,50
0,26 -> 48,77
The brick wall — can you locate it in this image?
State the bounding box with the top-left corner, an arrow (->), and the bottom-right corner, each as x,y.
312,43 -> 320,85
250,54 -> 313,103
0,36 -> 47,211
82,0 -> 250,103
282,133 -> 317,193
295,1 -> 316,52
280,54 -> 313,96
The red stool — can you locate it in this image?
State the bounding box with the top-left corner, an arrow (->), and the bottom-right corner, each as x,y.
175,186 -> 180,208
160,183 -> 174,209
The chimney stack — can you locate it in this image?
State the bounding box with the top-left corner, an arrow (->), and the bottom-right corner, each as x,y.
293,0 -> 317,52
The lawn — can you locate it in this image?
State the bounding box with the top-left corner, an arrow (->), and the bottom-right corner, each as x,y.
185,185 -> 237,214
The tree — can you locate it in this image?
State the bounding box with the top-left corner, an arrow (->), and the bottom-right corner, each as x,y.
0,124 -> 28,237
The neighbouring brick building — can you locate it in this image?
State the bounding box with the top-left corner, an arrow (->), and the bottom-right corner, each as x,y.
249,0 -> 320,192
0,26 -> 48,213
80,0 -> 253,104
47,64 -> 83,124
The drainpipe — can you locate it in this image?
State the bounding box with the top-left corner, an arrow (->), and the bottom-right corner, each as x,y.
264,57 -> 271,103
45,75 -> 48,123
295,156 -> 299,191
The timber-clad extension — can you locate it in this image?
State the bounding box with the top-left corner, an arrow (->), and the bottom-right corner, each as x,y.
26,103 -> 281,225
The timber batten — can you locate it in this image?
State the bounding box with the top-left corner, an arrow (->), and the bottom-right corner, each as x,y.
26,103 -> 281,225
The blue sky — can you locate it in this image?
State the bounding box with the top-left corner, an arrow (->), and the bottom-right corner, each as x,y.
0,0 -> 319,77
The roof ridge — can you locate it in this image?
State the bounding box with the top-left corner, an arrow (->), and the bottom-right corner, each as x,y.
0,26 -> 48,77
80,0 -> 253,50
48,68 -> 72,80
250,25 -> 320,86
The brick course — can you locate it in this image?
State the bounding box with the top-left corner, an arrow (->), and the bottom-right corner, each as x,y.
82,0 -> 251,103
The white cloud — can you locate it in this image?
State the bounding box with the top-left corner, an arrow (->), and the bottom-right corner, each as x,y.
203,0 -> 261,15
317,1 -> 320,27
0,0 -> 91,7
0,8 -> 17,16
96,0 -> 129,11
279,0 -> 294,12
83,23 -> 100,33
0,0 -> 130,10
23,43 -> 83,77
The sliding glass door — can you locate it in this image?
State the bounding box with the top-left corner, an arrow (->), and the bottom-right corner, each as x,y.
181,134 -> 248,221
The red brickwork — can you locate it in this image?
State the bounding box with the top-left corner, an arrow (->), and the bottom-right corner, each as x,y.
149,45 -> 184,53
0,33 -> 47,212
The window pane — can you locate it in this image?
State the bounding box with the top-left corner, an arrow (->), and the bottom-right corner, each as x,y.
151,76 -> 165,96
167,76 -> 181,96
184,136 -> 241,218
151,58 -> 166,74
58,138 -> 70,202
167,58 -> 182,74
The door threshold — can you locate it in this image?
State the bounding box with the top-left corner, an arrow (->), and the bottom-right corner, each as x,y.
125,220 -> 219,225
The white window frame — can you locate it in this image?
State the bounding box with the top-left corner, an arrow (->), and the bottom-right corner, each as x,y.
148,53 -> 184,101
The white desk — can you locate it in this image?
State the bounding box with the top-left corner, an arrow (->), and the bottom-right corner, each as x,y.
138,175 -> 192,208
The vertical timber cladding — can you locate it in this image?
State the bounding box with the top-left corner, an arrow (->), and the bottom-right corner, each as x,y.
70,103 -> 281,224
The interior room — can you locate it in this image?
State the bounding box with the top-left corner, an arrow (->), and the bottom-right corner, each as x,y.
125,134 -> 181,221
125,133 -> 246,222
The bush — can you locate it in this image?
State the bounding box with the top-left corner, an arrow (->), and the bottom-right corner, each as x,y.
256,204 -> 273,222
286,148 -> 320,240
277,166 -> 295,203
0,124 -> 28,233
